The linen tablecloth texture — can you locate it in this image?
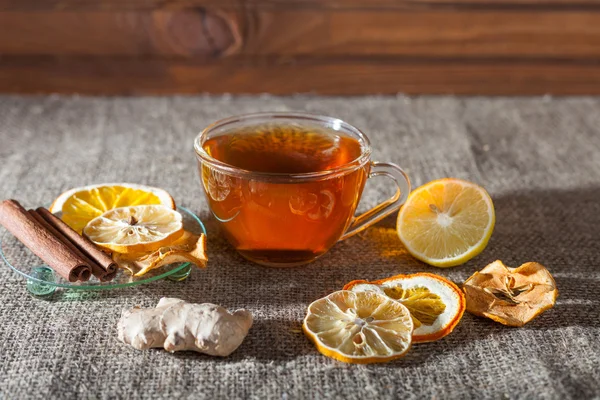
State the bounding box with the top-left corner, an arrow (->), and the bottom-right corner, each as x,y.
0,96 -> 598,400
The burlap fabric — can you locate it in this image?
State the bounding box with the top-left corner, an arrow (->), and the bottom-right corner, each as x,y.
0,95 -> 598,399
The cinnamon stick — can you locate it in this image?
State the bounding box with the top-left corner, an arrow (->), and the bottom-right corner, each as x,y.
27,210 -> 95,282
35,207 -> 118,282
29,209 -> 115,282
0,199 -> 91,282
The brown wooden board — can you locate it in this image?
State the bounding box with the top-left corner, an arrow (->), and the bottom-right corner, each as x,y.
1,0 -> 600,94
2,56 -> 600,95
2,0 -> 600,11
0,11 -> 242,58
2,10 -> 599,59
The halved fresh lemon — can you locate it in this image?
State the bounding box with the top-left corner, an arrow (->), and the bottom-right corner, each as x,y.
50,183 -> 176,233
396,178 -> 495,267
344,273 -> 466,343
83,205 -> 184,254
303,290 -> 413,364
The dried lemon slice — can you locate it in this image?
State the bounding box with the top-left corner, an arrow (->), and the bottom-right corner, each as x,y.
463,260 -> 558,327
83,205 -> 184,254
50,183 -> 176,233
345,273 -> 465,343
303,290 -> 413,364
397,178 -> 495,267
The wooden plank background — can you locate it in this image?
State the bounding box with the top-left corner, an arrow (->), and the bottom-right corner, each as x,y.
1,0 -> 600,94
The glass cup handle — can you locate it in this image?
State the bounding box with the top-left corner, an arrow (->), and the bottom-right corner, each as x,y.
340,161 -> 411,241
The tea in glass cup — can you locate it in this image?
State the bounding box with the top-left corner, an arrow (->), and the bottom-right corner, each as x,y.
195,113 -> 410,267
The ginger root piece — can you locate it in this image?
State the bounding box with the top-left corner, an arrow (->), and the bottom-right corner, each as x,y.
117,298 -> 252,356
463,260 -> 558,327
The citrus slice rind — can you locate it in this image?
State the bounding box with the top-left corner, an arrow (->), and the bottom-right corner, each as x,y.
49,183 -> 176,233
83,205 -> 184,254
303,290 -> 413,364
396,178 -> 495,267
344,273 -> 466,343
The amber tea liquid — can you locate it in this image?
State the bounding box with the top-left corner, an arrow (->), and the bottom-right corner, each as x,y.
200,124 -> 368,266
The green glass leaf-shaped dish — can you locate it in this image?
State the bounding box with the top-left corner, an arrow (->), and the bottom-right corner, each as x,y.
0,206 -> 206,292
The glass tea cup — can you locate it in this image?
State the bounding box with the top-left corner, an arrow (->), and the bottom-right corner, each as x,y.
194,112 -> 410,267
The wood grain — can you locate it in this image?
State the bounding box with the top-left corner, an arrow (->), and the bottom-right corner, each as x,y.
2,56 -> 600,95
2,0 -> 600,11
2,0 -> 600,94
244,10 -> 600,59
0,10 -> 241,57
2,10 -> 600,59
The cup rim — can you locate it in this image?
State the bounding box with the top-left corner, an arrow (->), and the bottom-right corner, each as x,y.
194,112 -> 372,181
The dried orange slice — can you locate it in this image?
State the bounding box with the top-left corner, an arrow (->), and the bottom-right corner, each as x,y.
396,178 -> 495,267
344,273 -> 465,343
50,183 -> 176,233
83,205 -> 184,254
463,260 -> 558,327
303,290 -> 413,364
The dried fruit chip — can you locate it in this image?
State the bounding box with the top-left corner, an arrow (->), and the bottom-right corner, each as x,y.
114,231 -> 208,276
50,183 -> 176,233
344,273 -> 466,343
303,290 -> 413,364
84,205 -> 184,254
463,260 -> 558,327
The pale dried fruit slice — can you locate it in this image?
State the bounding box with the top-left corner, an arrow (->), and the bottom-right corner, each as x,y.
344,273 -> 465,343
114,231 -> 208,276
50,183 -> 176,233
83,205 -> 184,254
396,178 -> 495,267
303,290 -> 413,364
289,189 -> 335,220
463,260 -> 558,327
